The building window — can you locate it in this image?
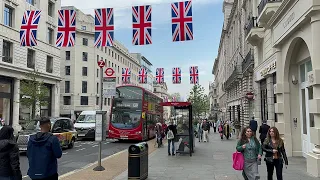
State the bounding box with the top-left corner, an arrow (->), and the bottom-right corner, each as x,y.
81,26 -> 86,30
118,66 -> 119,73
97,69 -> 99,77
27,49 -> 35,69
65,66 -> 70,75
108,49 -> 110,55
80,96 -> 88,105
112,63 -> 113,67
26,0 -> 35,5
260,79 -> 268,122
66,51 -> 70,60
96,83 -> 99,94
112,51 -> 113,57
82,81 -> 87,93
4,6 -> 13,27
82,52 -> 88,61
46,56 -> 53,73
47,28 -> 54,45
2,40 -> 13,63
97,55 -> 99,62
63,96 -> 71,105
96,97 -> 99,105
48,1 -> 54,17
82,67 -> 88,76
83,38 -> 88,46
65,81 -> 70,93
108,61 -> 110,67
107,98 -> 110,106
118,55 -> 120,60
115,53 -> 117,59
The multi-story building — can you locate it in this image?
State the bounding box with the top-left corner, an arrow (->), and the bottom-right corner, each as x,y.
213,0 -> 254,126
131,53 -> 154,92
0,0 -> 61,130
245,0 -> 320,176
208,82 -> 218,120
60,6 -> 141,119
153,82 -> 170,120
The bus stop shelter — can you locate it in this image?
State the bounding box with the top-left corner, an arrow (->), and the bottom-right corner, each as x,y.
160,102 -> 194,156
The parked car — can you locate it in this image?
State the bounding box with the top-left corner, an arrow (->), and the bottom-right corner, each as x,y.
16,117 -> 77,152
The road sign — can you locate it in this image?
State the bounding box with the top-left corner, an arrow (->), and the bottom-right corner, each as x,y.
103,77 -> 116,97
97,60 -> 105,68
104,68 -> 115,78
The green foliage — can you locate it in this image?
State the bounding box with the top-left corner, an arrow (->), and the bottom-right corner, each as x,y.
170,92 -> 181,101
187,84 -> 209,119
20,70 -> 49,119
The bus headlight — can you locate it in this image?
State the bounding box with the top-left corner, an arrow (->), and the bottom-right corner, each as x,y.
135,131 -> 141,134
109,130 -> 114,133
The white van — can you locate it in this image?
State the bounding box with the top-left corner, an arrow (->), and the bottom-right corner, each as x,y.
74,111 -> 96,140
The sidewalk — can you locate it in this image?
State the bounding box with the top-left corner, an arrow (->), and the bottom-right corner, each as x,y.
114,132 -> 319,180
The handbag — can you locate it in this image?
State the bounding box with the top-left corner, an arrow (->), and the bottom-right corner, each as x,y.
232,151 -> 245,171
264,157 -> 273,163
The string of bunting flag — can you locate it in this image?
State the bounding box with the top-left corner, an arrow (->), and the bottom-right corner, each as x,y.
20,1 -> 193,47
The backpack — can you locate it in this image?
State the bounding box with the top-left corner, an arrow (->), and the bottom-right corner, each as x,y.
167,130 -> 174,140
232,151 -> 244,170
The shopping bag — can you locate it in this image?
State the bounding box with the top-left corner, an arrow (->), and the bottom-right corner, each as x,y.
232,151 -> 244,171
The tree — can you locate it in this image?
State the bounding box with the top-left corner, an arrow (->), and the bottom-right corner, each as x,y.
20,70 -> 49,120
187,84 -> 209,119
169,92 -> 181,118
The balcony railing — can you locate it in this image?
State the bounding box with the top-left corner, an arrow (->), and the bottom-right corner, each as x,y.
242,49 -> 254,73
225,67 -> 242,90
245,17 -> 258,37
2,56 -> 13,63
258,0 -> 282,16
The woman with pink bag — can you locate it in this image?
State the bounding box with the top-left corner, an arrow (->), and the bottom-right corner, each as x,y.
236,127 -> 262,180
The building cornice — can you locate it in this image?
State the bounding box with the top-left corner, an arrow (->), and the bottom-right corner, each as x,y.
267,0 -> 293,27
225,0 -> 238,32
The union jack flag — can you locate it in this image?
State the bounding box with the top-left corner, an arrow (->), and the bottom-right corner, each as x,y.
122,68 -> 131,84
172,97 -> 177,102
172,67 -> 181,84
94,8 -> 114,47
164,96 -> 168,102
155,68 -> 164,84
190,66 -> 199,84
138,67 -> 147,84
171,1 -> 193,42
20,10 -> 41,46
56,10 -> 76,47
132,5 -> 152,45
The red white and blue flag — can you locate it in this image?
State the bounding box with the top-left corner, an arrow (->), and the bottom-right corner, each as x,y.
138,67 -> 147,84
171,1 -> 193,42
132,5 -> 152,45
164,96 -> 168,102
155,68 -> 164,84
122,68 -> 131,84
172,97 -> 177,102
190,66 -> 199,84
172,67 -> 181,84
56,10 -> 76,47
20,10 -> 41,46
94,8 -> 114,47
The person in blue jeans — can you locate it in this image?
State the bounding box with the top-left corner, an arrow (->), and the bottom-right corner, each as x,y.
166,121 -> 177,156
27,117 -> 62,180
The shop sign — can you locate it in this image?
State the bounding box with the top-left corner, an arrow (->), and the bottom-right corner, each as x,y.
260,61 -> 276,77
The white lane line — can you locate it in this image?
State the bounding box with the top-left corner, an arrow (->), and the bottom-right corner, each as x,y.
76,148 -> 86,152
104,142 -> 110,145
92,145 -> 98,148
63,152 -> 68,155
74,145 -> 82,148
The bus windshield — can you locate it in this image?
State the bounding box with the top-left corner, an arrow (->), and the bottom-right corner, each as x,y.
111,109 -> 141,129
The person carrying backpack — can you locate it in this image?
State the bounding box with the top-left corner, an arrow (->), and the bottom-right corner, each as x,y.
166,121 -> 177,156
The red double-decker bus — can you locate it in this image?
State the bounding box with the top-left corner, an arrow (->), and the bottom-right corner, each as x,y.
108,85 -> 163,141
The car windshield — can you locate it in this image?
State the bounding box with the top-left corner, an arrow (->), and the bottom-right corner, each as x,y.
24,119 -> 55,130
76,114 -> 95,123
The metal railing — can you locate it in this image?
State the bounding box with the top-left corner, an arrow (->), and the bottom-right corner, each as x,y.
2,56 -> 12,63
242,49 -> 254,73
225,67 -> 242,90
258,0 -> 282,16
245,17 -> 258,37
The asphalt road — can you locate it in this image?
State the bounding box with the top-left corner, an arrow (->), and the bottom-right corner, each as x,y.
20,139 -> 134,180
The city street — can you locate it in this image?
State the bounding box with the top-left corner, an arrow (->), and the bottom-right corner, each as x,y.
20,139 -> 131,180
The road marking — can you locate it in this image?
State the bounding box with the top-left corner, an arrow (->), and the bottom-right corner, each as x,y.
76,148 -> 86,152
104,142 -> 110,145
63,152 -> 68,155
92,145 -> 98,148
74,145 -> 82,148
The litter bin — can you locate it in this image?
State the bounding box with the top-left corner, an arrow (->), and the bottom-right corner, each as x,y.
128,142 -> 148,180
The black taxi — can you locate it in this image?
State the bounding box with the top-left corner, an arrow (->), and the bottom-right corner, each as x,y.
16,117 -> 77,152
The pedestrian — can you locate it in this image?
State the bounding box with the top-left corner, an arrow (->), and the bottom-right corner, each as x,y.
27,117 -> 62,180
218,123 -> 224,140
196,120 -> 203,142
155,123 -> 163,147
234,119 -> 241,139
236,127 -> 262,180
262,127 -> 288,180
206,120 -> 211,134
202,120 -> 209,142
259,120 -> 270,145
249,117 -> 258,136
223,121 -> 230,140
213,121 -> 217,133
0,126 -> 22,180
166,120 -> 177,156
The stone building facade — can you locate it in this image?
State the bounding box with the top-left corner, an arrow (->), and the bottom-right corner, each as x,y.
0,0 -> 62,130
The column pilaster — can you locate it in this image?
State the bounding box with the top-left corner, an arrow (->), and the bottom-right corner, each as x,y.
12,78 -> 21,132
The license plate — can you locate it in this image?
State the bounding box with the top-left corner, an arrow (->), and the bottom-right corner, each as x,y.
78,134 -> 86,137
120,136 -> 128,139
19,147 -> 27,151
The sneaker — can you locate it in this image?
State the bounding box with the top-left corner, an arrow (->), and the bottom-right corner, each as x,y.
168,153 -> 171,156
172,153 -> 175,156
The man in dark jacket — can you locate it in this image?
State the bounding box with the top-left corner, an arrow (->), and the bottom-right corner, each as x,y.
259,120 -> 270,145
0,126 -> 22,180
249,117 -> 258,136
166,121 -> 177,156
27,117 -> 62,180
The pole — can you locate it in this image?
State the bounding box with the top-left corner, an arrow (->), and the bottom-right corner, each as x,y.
93,67 -> 105,171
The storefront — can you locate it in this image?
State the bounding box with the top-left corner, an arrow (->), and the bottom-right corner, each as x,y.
0,76 -> 13,125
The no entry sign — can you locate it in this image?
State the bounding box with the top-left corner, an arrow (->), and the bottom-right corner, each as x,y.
104,68 -> 115,78
97,60 -> 105,68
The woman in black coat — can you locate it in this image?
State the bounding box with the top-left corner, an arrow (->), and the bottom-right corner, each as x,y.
0,126 -> 22,180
